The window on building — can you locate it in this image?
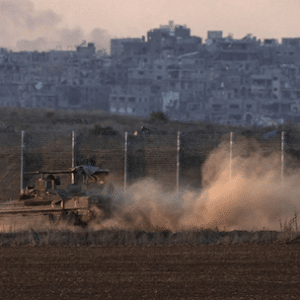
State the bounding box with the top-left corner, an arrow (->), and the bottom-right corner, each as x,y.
119,97 -> 125,102
228,114 -> 242,120
157,76 -> 162,80
169,71 -> 179,79
246,104 -> 252,109
128,97 -> 136,102
230,104 -> 239,109
234,88 -> 239,97
283,91 -> 291,99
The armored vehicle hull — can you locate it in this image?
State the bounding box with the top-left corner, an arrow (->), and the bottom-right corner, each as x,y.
0,166 -> 112,227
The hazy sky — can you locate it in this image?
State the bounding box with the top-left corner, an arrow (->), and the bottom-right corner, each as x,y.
1,0 -> 300,52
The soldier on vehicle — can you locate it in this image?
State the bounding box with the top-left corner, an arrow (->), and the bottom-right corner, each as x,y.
86,154 -> 96,166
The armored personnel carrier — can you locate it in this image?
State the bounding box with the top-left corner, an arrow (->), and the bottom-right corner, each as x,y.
0,166 -> 112,227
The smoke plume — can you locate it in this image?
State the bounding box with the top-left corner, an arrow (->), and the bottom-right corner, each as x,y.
0,0 -> 111,52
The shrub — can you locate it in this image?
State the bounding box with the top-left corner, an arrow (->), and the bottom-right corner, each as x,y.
90,124 -> 118,136
150,111 -> 168,122
45,111 -> 54,119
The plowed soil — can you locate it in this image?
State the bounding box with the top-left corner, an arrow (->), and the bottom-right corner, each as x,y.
0,244 -> 300,299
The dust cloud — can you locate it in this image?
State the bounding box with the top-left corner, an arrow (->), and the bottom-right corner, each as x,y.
92,138 -> 300,232
1,137 -> 300,233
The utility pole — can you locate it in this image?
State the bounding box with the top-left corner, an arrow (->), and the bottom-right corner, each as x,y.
20,130 -> 26,195
230,132 -> 233,180
281,131 -> 285,182
124,131 -> 128,192
71,130 -> 76,184
176,131 -> 181,192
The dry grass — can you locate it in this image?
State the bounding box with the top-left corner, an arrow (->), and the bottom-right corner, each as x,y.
0,227 -> 298,246
0,209 -> 298,246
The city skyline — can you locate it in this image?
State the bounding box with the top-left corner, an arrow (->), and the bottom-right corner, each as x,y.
1,0 -> 300,52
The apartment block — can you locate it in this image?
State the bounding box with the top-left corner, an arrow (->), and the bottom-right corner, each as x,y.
109,85 -> 154,117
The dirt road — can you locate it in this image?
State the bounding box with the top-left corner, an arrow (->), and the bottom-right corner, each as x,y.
0,244 -> 299,299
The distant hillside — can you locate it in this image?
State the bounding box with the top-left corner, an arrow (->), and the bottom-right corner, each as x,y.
0,106 -> 296,136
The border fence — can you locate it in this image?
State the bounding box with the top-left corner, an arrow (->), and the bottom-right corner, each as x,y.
0,129 -> 296,201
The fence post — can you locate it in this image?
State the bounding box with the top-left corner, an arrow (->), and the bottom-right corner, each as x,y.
124,131 -> 128,192
281,131 -> 285,182
20,130 -> 26,195
230,132 -> 233,180
71,130 -> 76,184
176,131 -> 181,192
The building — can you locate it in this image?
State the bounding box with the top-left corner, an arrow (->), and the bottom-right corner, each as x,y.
110,38 -> 145,56
109,85 -> 154,117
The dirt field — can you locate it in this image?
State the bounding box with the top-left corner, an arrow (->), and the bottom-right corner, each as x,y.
0,244 -> 299,299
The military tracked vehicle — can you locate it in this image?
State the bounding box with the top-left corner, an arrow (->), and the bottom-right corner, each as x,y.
0,166 -> 113,227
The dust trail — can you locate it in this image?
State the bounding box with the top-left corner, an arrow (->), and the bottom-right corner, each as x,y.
91,138 -> 300,232
1,137 -> 300,233
0,200 -> 85,233
0,214 -> 85,233
194,138 -> 300,231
